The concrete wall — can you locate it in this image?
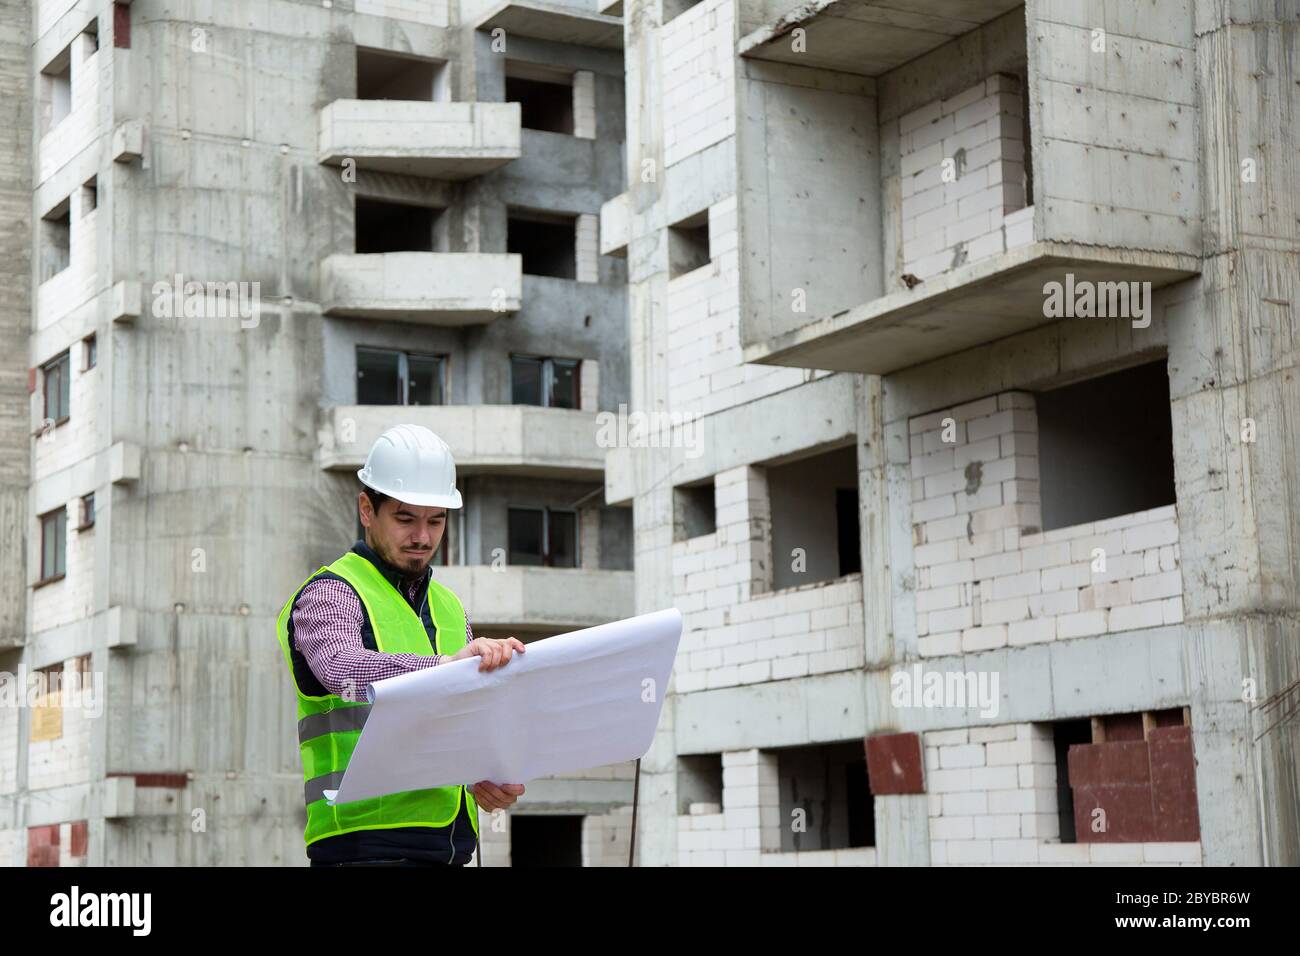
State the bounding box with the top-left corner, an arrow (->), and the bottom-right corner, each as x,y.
0,0 -> 31,651
1027,0 -> 1200,254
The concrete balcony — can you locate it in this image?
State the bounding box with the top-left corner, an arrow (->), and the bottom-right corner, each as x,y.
742,243 -> 1200,375
320,253 -> 522,324
738,0 -> 1023,76
431,564 -> 635,634
474,0 -> 624,50
318,100 -> 521,179
320,404 -> 606,480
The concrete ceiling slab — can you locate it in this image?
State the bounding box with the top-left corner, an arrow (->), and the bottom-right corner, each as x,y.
475,1 -> 624,50
738,0 -> 1024,76
742,242 -> 1202,375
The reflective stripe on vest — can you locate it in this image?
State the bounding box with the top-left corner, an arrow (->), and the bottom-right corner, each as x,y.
275,551 -> 480,847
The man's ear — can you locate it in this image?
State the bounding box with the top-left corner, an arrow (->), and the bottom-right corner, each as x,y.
358,492 -> 373,529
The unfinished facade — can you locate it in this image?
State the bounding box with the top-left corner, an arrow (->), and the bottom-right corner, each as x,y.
607,0 -> 1299,865
1,0 -> 634,866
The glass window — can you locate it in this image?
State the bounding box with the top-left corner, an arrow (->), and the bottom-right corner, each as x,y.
548,359 -> 579,409
507,508 -> 545,565
547,509 -> 578,568
512,355 -> 580,408
511,355 -> 543,405
79,493 -> 95,530
508,507 -> 577,567
83,334 -> 96,370
407,353 -> 444,406
42,351 -> 70,422
357,347 -> 402,405
40,508 -> 67,582
357,348 -> 445,406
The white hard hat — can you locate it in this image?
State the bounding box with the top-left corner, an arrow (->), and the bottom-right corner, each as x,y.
357,424 -> 463,509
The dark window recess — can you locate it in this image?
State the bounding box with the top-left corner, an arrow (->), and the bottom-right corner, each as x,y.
506,75 -> 573,134
673,483 -> 715,542
81,176 -> 97,215
768,445 -> 860,589
509,815 -> 583,867
662,0 -> 705,22
42,351 -> 71,422
507,507 -> 577,568
82,20 -> 99,56
510,355 -> 578,408
40,507 -> 68,582
775,741 -> 875,852
40,201 -> 71,281
1052,719 -> 1092,843
78,493 -> 95,530
356,347 -> 445,406
836,488 -> 861,576
355,197 -> 439,254
356,47 -> 437,100
677,754 -> 723,814
82,334 -> 96,370
507,214 -> 575,278
1036,361 -> 1176,531
1019,70 -> 1034,207
668,212 -> 710,278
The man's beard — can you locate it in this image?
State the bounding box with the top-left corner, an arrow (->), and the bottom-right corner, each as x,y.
375,538 -> 434,575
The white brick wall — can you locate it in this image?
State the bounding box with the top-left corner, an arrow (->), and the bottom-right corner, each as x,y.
661,0 -> 734,168
0,828 -> 18,867
677,749 -> 879,866
925,723 -> 1201,866
576,212 -> 599,283
667,197 -> 817,417
899,75 -> 1030,280
671,466 -> 863,692
572,70 -> 596,140
909,391 -> 1182,656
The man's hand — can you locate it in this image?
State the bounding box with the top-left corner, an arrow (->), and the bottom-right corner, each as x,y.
453,636 -> 525,672
471,781 -> 525,812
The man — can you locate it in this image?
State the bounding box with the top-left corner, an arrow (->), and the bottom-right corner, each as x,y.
275,423 -> 528,866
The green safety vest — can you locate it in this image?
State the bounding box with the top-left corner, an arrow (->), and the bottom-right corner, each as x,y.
275,550 -> 480,847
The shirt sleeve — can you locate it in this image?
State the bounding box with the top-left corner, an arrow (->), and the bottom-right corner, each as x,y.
292,577 -> 453,700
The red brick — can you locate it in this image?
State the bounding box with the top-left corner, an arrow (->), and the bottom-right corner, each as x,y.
865,732 -> 925,795
70,820 -> 88,858
1149,726 -> 1200,841
1074,784 -> 1157,842
1102,712 -> 1145,741
1068,741 -> 1151,787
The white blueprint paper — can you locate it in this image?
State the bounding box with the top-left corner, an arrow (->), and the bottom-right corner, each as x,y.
325,607 -> 682,805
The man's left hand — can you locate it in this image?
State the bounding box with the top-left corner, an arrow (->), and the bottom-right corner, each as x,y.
471,781 -> 525,812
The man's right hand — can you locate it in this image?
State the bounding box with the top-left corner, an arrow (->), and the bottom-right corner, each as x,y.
452,636 -> 526,672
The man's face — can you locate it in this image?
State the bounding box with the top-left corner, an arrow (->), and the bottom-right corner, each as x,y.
359,493 -> 446,576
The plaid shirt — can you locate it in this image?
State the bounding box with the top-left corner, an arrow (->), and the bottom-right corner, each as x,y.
292,566 -> 473,700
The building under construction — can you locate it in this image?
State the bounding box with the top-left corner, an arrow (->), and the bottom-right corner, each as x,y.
0,0 -> 1297,866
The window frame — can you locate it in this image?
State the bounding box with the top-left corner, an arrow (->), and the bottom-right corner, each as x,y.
355,346 -> 447,406
42,351 -> 71,425
38,506 -> 68,585
507,505 -> 579,568
509,354 -> 581,408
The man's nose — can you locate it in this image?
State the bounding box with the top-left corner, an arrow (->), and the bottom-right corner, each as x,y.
409,525 -> 431,547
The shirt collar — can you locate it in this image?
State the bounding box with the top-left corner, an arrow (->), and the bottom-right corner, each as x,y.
350,539 -> 431,596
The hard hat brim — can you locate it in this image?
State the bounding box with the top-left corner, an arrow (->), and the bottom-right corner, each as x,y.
357,472 -> 463,509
